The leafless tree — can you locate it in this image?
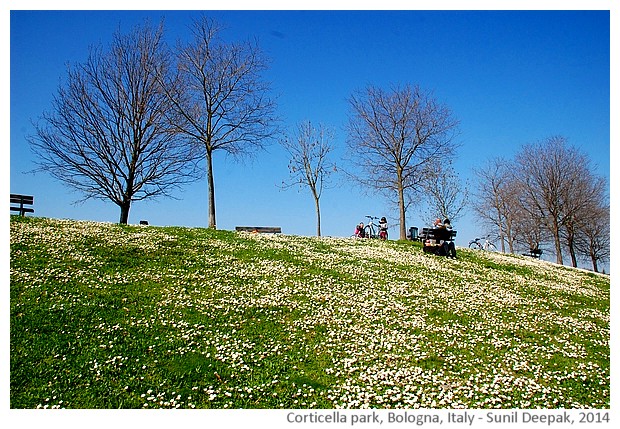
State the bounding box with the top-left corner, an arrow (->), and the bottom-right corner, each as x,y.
422,161 -> 468,226
560,168 -> 608,268
164,17 -> 279,229
511,194 -> 550,253
346,84 -> 459,240
281,121 -> 336,236
475,136 -> 609,268
472,157 -> 519,253
514,136 -> 573,264
29,21 -> 201,224
574,204 -> 610,273
514,136 -> 608,266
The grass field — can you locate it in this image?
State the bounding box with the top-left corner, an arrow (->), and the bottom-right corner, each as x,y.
9,216 -> 609,409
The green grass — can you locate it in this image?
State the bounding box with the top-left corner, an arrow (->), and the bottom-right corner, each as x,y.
10,216 -> 609,409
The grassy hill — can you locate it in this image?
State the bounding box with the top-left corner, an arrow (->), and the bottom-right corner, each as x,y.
9,216 -> 609,409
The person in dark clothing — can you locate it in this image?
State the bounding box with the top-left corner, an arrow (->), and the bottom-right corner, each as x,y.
439,219 -> 457,258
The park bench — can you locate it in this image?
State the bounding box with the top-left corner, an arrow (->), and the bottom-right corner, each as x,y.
522,247 -> 543,259
10,194 -> 34,216
419,227 -> 457,242
421,227 -> 457,256
235,226 -> 282,234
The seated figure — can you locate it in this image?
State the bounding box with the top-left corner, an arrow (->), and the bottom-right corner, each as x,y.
423,218 -> 457,258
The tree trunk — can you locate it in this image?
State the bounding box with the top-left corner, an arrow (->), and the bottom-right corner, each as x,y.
506,217 -> 515,254
554,235 -> 563,265
397,182 -> 407,241
119,199 -> 131,224
206,150 -> 217,229
568,241 -> 578,268
498,219 -> 506,253
591,255 -> 599,273
314,193 -> 321,237
589,244 -> 599,273
551,220 -> 563,265
119,175 -> 134,224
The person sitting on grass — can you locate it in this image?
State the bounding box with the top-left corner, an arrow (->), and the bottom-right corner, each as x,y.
354,222 -> 365,238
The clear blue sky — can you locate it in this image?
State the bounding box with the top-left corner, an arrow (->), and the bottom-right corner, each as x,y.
7,6 -> 612,255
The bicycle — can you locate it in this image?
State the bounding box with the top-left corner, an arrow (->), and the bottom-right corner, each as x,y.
468,235 -> 497,251
364,215 -> 380,239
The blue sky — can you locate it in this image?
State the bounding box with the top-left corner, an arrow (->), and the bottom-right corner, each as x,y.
7,6 -> 612,258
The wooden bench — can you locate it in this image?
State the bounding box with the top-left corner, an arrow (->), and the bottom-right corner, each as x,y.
235,226 -> 282,234
10,194 -> 34,216
522,247 -> 543,259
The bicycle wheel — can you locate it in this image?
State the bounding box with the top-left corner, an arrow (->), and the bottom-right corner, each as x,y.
469,241 -> 482,250
485,242 -> 497,251
364,225 -> 374,239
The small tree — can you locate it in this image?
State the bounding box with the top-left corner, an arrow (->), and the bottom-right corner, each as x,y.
575,204 -> 610,273
473,157 -> 520,253
164,17 -> 279,229
281,121 -> 336,236
29,21 -> 201,224
346,84 -> 459,240
422,162 -> 468,226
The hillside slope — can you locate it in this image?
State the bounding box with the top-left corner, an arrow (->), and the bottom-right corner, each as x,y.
10,217 -> 609,409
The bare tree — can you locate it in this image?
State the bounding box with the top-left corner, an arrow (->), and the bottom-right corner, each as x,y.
475,136 -> 609,267
513,136 -> 608,266
560,169 -> 608,268
514,136 -> 573,264
575,204 -> 610,273
346,84 -> 459,240
281,121 -> 336,236
29,21 -> 201,224
164,17 -> 279,229
422,161 -> 468,226
511,195 -> 550,254
473,157 -> 520,253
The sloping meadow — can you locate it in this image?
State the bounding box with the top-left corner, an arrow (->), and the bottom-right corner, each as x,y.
10,217 -> 609,409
